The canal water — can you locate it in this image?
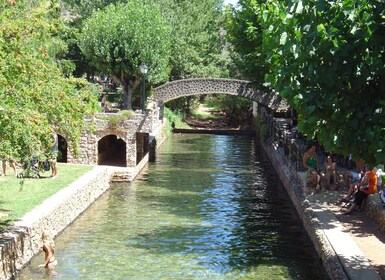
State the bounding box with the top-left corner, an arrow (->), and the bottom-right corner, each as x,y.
17,134 -> 328,279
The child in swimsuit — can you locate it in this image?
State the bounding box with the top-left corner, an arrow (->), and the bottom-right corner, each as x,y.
39,230 -> 57,274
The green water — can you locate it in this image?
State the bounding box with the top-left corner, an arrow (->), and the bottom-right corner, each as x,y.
17,134 -> 328,279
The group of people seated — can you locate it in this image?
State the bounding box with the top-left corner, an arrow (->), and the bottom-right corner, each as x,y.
338,163 -> 379,214
302,144 -> 340,192
302,143 -> 383,215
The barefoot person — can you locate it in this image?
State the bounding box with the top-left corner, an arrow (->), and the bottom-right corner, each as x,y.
343,159 -> 365,190
1,159 -> 17,177
324,155 -> 338,190
39,230 -> 57,275
51,131 -> 58,178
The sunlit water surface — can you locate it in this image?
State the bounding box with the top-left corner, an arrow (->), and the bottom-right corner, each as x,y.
17,134 -> 328,279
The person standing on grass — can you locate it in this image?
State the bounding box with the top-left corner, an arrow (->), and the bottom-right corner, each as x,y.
1,158 -> 17,177
51,131 -> 58,178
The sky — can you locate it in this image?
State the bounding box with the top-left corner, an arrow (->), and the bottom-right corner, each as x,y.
223,0 -> 238,6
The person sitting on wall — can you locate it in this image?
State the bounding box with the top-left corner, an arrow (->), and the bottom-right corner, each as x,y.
341,164 -> 378,215
303,143 -> 321,192
323,155 -> 338,190
339,163 -> 368,204
343,159 -> 365,191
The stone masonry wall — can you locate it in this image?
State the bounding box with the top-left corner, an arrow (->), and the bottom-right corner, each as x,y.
66,111 -> 154,167
0,166 -> 115,280
153,78 -> 289,112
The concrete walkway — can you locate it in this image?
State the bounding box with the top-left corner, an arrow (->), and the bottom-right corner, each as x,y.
298,172 -> 383,280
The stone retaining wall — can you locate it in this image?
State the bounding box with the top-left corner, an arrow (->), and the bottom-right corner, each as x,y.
261,140 -> 348,280
0,166 -> 116,280
366,195 -> 385,233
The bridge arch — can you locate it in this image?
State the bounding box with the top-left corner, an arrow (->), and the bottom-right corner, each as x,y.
153,78 -> 288,112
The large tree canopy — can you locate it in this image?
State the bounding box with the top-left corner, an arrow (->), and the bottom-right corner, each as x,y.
0,0 -> 98,162
158,0 -> 228,80
227,0 -> 385,164
78,1 -> 172,109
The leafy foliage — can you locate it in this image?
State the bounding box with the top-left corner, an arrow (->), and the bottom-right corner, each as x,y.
0,0 -> 98,162
226,0 -> 385,164
163,107 -> 191,130
216,95 -> 252,126
159,0 -> 228,80
78,1 -> 172,109
106,110 -> 133,129
224,0 -> 270,82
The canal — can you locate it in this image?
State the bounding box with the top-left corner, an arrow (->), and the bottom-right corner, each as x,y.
17,134 -> 328,279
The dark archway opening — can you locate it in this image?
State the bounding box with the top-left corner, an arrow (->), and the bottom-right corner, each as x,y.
57,134 -> 67,163
98,135 -> 126,167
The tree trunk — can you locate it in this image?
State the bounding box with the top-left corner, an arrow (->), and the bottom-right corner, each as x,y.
112,73 -> 140,110
123,83 -> 131,110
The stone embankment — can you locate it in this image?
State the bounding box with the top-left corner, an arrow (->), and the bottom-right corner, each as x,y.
0,163 -> 154,280
0,166 -> 114,279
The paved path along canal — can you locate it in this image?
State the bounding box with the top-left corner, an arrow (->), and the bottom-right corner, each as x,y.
301,181 -> 385,279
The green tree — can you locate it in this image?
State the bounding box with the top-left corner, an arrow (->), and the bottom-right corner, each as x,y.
0,0 -> 98,163
157,0 -> 230,117
159,0 -> 228,80
60,0 -> 120,77
64,0 -> 228,80
78,1 -> 172,109
224,0 -> 270,82
227,0 -> 385,164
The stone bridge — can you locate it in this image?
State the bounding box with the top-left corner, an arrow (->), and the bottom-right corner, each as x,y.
152,78 -> 289,112
58,78 -> 289,169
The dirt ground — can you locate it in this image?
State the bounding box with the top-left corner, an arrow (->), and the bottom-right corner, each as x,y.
186,105 -> 385,279
184,104 -> 247,130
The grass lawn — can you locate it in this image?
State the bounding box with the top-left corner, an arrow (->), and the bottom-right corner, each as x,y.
0,163 -> 93,230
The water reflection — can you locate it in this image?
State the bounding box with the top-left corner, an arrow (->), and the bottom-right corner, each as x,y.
16,134 -> 328,279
